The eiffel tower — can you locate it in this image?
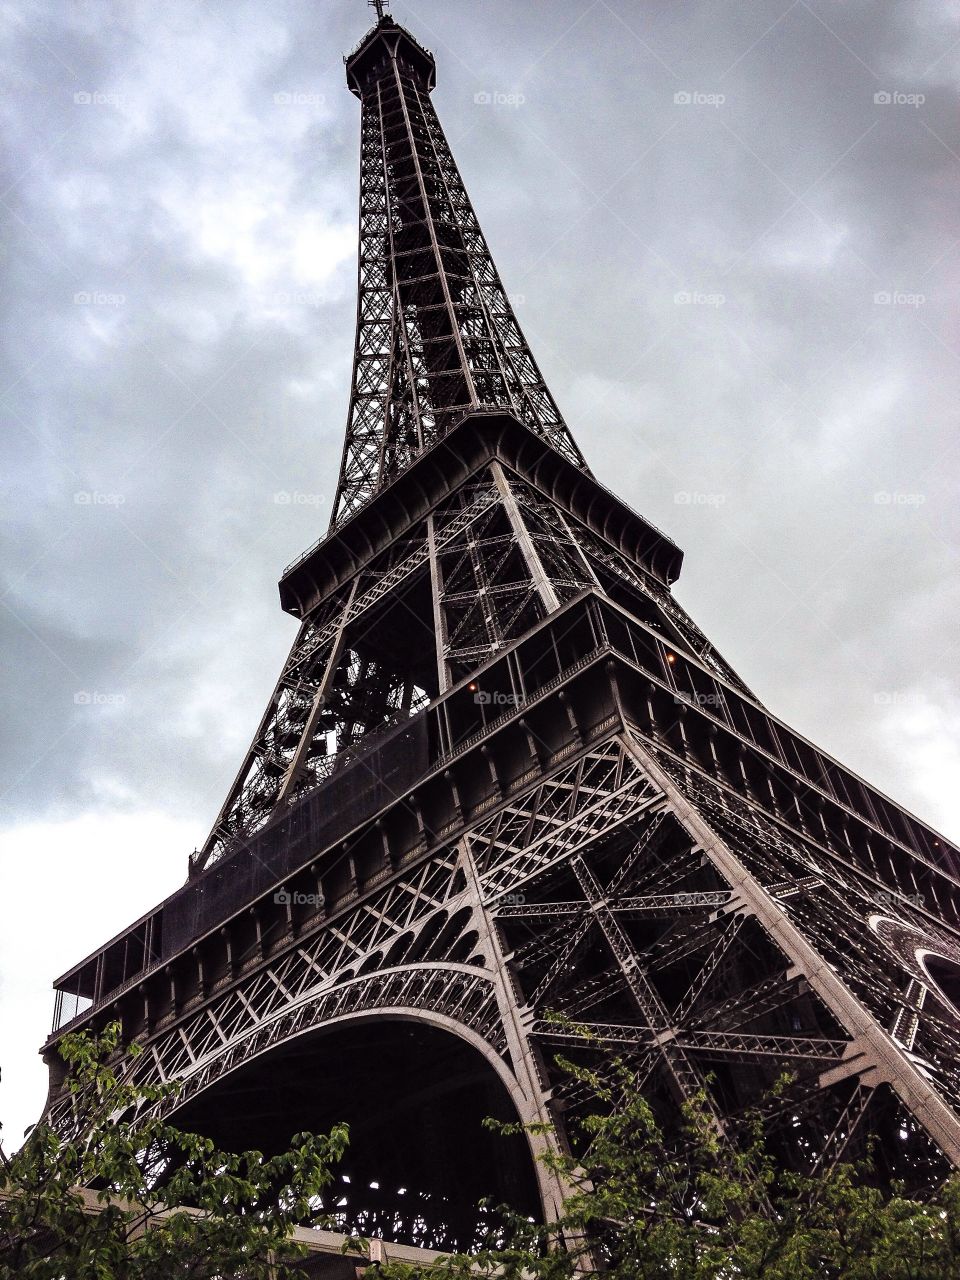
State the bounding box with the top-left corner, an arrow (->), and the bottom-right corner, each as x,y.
45,6 -> 960,1255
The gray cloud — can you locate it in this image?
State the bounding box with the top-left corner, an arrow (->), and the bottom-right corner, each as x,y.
2,0 -> 958,852
0,0 -> 958,1139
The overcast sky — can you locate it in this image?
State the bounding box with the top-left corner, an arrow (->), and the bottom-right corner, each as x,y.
1,0 -> 958,1149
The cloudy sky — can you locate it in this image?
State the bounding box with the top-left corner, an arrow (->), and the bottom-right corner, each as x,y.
1,0 -> 959,1147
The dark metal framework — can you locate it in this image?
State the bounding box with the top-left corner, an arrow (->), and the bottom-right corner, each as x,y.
44,12 -> 960,1257
332,19 -> 585,525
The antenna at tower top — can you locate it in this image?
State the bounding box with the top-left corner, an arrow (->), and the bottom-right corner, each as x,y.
368,0 -> 388,20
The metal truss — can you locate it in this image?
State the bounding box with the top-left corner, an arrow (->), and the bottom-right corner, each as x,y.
46,9 -> 960,1254
625,739 -> 960,1169
197,482 -> 502,866
197,457 -> 643,866
568,516 -> 753,696
98,727 -> 960,1200
331,22 -> 585,526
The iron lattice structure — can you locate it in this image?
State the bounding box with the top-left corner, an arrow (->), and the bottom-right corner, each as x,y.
45,14 -> 960,1256
332,19 -> 585,525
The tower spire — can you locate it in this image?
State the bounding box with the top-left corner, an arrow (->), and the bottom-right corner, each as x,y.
368,0 -> 387,19
43,4 -> 960,1258
334,13 -> 587,527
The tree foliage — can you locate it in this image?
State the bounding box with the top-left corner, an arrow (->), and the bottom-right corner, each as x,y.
373,1053 -> 960,1280
0,1023 -> 348,1279
6,1025 -> 960,1279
